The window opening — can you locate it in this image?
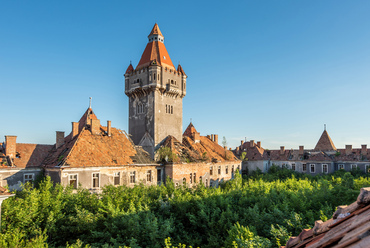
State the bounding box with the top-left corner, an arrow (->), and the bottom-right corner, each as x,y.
93,173 -> 100,188
114,172 -> 120,186
130,171 -> 136,184
147,170 -> 152,182
69,174 -> 78,189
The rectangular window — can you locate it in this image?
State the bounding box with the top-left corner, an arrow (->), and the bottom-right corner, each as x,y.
303,164 -> 307,172
351,164 -> 357,170
339,164 -> 344,170
218,166 -> 221,175
210,166 -> 213,176
190,173 -> 192,184
69,174 -> 78,189
292,164 -> 296,171
130,171 -> 136,184
225,166 -> 229,174
24,173 -> 34,183
310,164 -> 315,173
92,173 -> 100,188
193,173 -> 196,183
366,165 -> 370,174
322,164 -> 328,174
157,169 -> 162,183
147,170 -> 152,182
231,165 -> 234,175
114,172 -> 120,186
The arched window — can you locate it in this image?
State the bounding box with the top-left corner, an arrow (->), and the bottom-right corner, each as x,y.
171,80 -> 174,85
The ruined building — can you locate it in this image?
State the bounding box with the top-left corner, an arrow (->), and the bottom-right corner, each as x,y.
124,23 -> 187,158
237,128 -> 370,175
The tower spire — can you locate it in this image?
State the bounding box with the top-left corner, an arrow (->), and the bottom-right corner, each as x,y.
89,97 -> 92,109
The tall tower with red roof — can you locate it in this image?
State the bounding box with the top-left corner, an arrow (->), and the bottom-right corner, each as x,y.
124,24 -> 187,158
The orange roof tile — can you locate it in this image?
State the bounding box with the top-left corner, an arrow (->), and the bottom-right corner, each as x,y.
314,130 -> 337,151
136,40 -> 175,70
14,143 -> 53,168
282,187 -> 370,248
148,23 -> 163,37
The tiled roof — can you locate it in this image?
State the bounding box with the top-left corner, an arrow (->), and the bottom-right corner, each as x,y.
334,148 -> 369,162
136,40 -> 176,70
148,23 -> 163,37
14,143 -> 53,168
78,108 -> 98,132
183,122 -> 197,138
0,186 -> 12,196
125,64 -> 134,74
161,124 -> 238,163
282,187 -> 370,248
43,110 -> 154,168
314,130 -> 337,151
177,64 -> 186,75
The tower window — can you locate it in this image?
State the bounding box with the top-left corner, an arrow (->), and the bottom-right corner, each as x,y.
137,103 -> 144,114
154,73 -> 156,80
171,106 -> 173,114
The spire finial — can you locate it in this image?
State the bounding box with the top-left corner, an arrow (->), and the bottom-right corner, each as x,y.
324,124 -> 326,131
89,97 -> 92,109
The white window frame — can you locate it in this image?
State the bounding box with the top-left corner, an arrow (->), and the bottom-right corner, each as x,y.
322,164 -> 328,174
302,164 -> 307,172
69,174 -> 78,188
339,164 -> 344,170
92,173 -> 100,188
292,163 -> 296,171
351,164 -> 357,170
24,173 -> 34,183
310,164 -> 315,173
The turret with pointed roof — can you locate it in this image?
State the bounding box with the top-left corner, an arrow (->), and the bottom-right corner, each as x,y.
314,129 -> 337,151
124,24 -> 187,158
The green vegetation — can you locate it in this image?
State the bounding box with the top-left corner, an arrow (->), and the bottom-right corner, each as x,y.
1,166 -> 370,247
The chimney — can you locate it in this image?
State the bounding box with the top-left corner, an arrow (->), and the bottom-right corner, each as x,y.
362,145 -> 367,156
211,134 -> 214,142
72,122 -> 79,139
91,119 -> 101,135
56,131 -> 65,149
5,135 -> 17,158
214,134 -> 218,144
107,120 -> 112,137
280,146 -> 285,155
207,135 -> 211,140
257,141 -> 261,148
345,145 -> 352,155
250,140 -> 254,148
299,146 -> 304,155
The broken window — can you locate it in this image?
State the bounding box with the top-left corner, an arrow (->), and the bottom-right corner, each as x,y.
292,164 -> 296,171
130,171 -> 136,184
351,164 -> 357,170
339,164 -> 344,170
69,174 -> 78,189
93,173 -> 100,188
114,172 -> 120,186
310,164 -> 315,173
322,164 -> 328,174
302,164 -> 307,172
147,170 -> 152,182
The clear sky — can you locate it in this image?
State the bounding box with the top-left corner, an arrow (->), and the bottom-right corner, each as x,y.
1,1 -> 370,150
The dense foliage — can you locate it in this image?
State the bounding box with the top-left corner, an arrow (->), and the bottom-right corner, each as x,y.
1,167 -> 369,248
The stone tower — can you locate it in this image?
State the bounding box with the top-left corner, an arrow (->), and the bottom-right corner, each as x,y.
124,23 -> 187,158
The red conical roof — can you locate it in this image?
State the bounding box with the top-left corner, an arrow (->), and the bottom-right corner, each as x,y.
136,24 -> 175,70
125,64 -> 134,74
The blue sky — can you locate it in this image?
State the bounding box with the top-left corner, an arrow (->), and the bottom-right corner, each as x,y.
1,1 -> 370,150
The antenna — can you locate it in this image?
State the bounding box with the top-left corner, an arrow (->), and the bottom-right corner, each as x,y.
89,97 -> 92,108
